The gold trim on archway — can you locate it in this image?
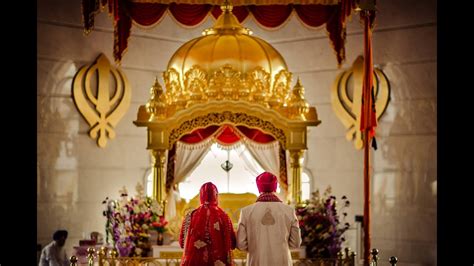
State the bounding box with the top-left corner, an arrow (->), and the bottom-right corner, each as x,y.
134,3 -> 321,208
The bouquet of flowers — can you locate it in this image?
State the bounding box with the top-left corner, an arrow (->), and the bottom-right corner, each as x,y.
151,215 -> 169,233
102,183 -> 167,257
295,186 -> 350,258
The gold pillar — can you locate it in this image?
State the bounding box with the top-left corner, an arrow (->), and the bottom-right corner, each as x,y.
151,149 -> 168,205
289,150 -> 304,205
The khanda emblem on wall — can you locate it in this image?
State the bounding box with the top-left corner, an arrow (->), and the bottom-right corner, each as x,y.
72,54 -> 131,148
331,55 -> 390,149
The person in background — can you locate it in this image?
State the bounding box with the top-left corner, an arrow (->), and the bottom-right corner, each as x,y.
39,230 -> 69,266
179,182 -> 236,266
236,171 -> 301,265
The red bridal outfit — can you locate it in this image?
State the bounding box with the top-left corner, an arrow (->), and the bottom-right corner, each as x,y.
179,182 -> 236,266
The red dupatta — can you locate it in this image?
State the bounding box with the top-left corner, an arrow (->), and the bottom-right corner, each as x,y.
179,182 -> 236,265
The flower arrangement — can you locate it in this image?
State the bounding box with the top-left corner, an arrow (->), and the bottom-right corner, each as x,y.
151,215 -> 169,233
295,186 -> 350,258
102,183 -> 167,257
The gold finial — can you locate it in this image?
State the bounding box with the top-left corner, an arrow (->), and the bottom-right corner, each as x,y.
152,77 -> 163,94
109,247 -> 118,258
70,255 -> 78,266
207,0 -> 248,33
87,247 -> 96,266
344,247 -> 351,259
221,0 -> 233,12
146,77 -> 169,120
389,256 -> 398,265
293,77 -> 307,95
287,77 -> 309,119
371,248 -> 379,263
98,247 -> 108,266
350,251 -> 357,264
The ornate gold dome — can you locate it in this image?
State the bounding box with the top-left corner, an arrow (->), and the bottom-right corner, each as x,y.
139,2 -> 314,121
166,3 -> 288,95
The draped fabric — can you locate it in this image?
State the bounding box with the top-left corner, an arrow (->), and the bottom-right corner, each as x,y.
82,0 -> 357,64
243,139 -> 279,178
242,138 -> 285,199
236,140 -> 287,200
179,124 -> 275,144
234,141 -> 290,200
166,139 -> 213,218
359,10 -> 377,140
165,124 -> 287,219
174,140 -> 214,185
179,182 -> 236,265
235,144 -> 261,177
179,125 -> 282,187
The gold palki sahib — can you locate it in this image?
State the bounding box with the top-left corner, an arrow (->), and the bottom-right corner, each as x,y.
134,0 -> 320,206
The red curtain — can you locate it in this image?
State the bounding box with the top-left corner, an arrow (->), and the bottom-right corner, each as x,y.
179,124 -> 275,144
248,5 -> 293,28
174,124 -> 283,191
216,125 -> 241,144
179,125 -> 220,143
126,3 -> 168,26
236,125 -> 275,143
169,3 -> 214,25
82,0 -> 357,65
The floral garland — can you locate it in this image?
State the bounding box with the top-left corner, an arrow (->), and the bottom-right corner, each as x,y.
102,184 -> 168,257
295,186 -> 350,258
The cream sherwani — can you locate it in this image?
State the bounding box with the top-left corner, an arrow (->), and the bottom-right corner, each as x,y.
236,202 -> 302,266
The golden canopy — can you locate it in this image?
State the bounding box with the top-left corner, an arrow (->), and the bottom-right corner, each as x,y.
167,3 -> 288,93
137,2 -> 315,121
135,2 -> 320,206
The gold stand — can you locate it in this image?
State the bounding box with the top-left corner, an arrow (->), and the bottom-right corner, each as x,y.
151,149 -> 168,207
290,150 -> 304,205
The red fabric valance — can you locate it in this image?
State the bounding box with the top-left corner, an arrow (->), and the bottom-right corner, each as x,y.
179,124 -> 276,144
82,0 -> 357,65
166,124 -> 286,193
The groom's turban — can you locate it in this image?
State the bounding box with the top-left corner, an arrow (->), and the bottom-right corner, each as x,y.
256,172 -> 278,193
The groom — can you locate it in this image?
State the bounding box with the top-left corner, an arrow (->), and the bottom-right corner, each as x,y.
236,172 -> 301,265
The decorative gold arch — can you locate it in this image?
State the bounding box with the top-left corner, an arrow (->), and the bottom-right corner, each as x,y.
133,4 -> 321,214
134,97 -> 320,208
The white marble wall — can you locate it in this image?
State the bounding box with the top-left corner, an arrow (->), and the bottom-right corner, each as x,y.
37,0 -> 436,264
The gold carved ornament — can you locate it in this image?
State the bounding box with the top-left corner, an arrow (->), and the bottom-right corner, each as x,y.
140,3 -> 313,122
72,53 -> 131,148
331,55 -> 390,149
167,111 -> 287,149
147,66 -> 311,122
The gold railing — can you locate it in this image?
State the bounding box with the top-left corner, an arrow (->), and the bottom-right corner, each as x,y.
69,247 -> 397,266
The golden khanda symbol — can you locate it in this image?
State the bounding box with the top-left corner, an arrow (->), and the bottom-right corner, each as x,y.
331,55 -> 390,149
72,54 -> 131,148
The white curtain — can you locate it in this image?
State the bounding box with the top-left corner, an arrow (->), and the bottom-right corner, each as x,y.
243,139 -> 280,177
235,143 -> 262,177
165,138 -> 213,219
241,138 -> 287,200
